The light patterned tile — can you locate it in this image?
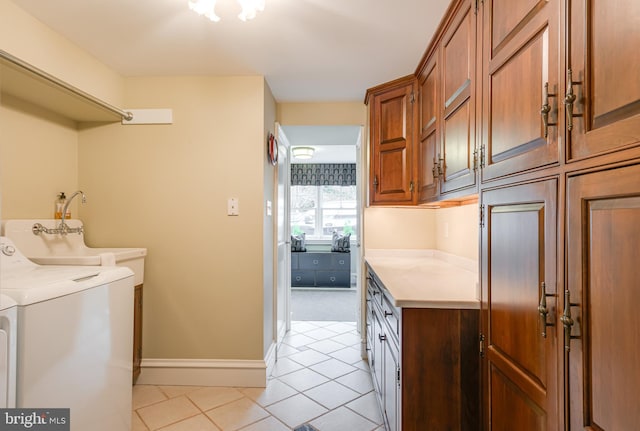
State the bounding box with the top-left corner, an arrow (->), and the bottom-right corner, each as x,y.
329,346 -> 364,364
307,339 -> 346,354
290,321 -> 320,333
266,393 -> 328,428
159,386 -> 204,399
186,387 -> 245,411
303,381 -> 361,410
345,392 -> 384,426
288,349 -> 331,367
205,397 -> 269,430
133,385 -> 168,410
309,358 -> 357,379
238,416 -> 290,431
277,368 -> 329,392
240,379 -> 298,407
132,412 -> 149,431
136,396 -> 199,431
335,370 -> 375,394
271,356 -> 305,377
332,331 -> 362,347
276,343 -> 300,357
157,414 -> 220,431
352,359 -> 371,371
304,327 -> 339,340
282,333 -> 316,348
310,406 -> 377,431
324,322 -> 357,334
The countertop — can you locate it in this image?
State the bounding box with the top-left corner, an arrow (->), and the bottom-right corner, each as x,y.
365,249 -> 480,309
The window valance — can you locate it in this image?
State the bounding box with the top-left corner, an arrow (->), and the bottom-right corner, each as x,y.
291,163 -> 356,186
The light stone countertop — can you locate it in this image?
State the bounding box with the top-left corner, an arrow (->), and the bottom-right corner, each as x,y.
365,249 -> 480,309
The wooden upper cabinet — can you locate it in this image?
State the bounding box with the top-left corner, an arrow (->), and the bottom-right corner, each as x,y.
440,0 -> 477,195
480,0 -> 560,182
481,179 -> 559,431
367,76 -> 417,205
566,0 -> 640,160
566,163 -> 640,430
417,52 -> 440,203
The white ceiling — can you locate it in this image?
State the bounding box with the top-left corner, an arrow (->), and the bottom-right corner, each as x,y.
10,0 -> 450,162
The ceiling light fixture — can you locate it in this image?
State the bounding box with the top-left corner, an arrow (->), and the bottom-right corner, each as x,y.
188,0 -> 265,22
292,147 -> 315,160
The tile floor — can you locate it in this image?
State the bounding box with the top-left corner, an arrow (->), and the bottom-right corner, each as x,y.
132,320 -> 384,431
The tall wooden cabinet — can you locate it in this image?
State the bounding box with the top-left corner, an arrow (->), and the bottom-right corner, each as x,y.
366,76 -> 418,205
479,0 -> 560,182
480,180 -> 559,430
366,0 -> 640,428
566,164 -> 640,430
565,0 -> 640,161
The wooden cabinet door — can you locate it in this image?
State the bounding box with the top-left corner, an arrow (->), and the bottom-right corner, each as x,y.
369,77 -> 417,205
480,0 -> 560,181
440,0 -> 478,194
418,53 -> 441,203
566,164 -> 640,430
481,180 -> 559,430
566,0 -> 640,160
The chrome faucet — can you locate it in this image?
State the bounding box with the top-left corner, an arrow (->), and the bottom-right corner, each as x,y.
32,190 -> 86,236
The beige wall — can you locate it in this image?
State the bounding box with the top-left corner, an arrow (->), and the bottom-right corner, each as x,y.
0,0 -> 124,106
364,207 -> 437,249
78,76 -> 270,360
435,204 -> 478,260
277,102 -> 365,126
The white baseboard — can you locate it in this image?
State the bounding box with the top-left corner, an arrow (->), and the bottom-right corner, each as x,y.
137,358 -> 268,387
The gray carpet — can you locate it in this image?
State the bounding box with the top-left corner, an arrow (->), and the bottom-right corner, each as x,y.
291,288 -> 357,322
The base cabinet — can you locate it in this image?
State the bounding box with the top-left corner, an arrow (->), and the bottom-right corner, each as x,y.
366,266 -> 479,431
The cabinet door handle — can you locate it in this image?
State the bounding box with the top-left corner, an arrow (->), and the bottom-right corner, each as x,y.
560,289 -> 580,352
564,69 -> 579,132
537,281 -> 555,338
540,82 -> 556,138
378,334 -> 387,342
373,175 -> 379,190
409,181 -> 414,192
330,276 -> 336,282
384,310 -> 393,317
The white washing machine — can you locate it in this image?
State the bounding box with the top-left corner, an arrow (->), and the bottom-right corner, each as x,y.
0,293 -> 17,408
0,237 -> 134,431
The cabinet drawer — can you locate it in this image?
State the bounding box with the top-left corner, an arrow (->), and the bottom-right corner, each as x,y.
291,270 -> 315,287
316,271 -> 350,287
331,254 -> 350,269
299,253 -> 332,269
382,295 -> 400,341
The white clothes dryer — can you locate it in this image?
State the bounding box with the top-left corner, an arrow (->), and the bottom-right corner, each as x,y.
0,237 -> 134,431
0,293 -> 17,408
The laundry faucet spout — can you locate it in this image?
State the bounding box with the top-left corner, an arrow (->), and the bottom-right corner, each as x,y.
59,190 -> 86,234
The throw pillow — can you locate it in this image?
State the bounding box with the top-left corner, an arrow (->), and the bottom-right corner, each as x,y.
291,233 -> 307,252
331,231 -> 351,253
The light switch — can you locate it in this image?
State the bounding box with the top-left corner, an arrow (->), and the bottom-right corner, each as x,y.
228,198 -> 239,216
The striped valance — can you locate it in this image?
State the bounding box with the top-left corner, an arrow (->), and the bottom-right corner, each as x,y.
291,164 -> 356,186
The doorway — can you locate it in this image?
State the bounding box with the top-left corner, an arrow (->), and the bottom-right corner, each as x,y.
277,125 -> 363,329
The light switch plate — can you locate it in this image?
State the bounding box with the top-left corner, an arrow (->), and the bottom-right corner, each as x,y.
228,198 -> 239,216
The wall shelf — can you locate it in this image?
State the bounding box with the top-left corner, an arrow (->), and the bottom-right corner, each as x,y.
0,49 -> 132,123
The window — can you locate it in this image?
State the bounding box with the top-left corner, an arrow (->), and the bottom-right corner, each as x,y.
291,185 -> 357,239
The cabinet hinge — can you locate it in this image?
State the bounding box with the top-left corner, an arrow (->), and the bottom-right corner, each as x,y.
480,334 -> 485,358
480,145 -> 486,169
396,365 -> 401,387
479,204 -> 485,228
409,92 -> 415,104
